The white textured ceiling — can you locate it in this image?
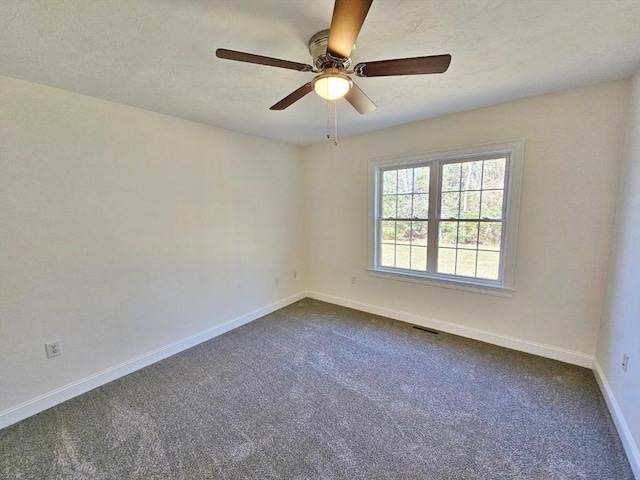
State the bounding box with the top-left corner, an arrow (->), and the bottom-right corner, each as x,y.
1,0 -> 639,146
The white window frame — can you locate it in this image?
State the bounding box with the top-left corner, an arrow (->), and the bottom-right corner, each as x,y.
368,140 -> 524,297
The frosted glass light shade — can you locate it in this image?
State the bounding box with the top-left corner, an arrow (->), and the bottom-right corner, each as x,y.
312,73 -> 352,100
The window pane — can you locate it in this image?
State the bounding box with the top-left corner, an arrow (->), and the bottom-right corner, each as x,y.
459,191 -> 480,219
397,168 -> 414,194
413,194 -> 429,219
439,221 -> 458,248
413,167 -> 430,193
410,246 -> 427,271
396,221 -> 411,244
375,142 -> 520,289
477,251 -> 500,280
482,158 -> 506,190
456,249 -> 477,277
441,192 -> 460,219
442,163 -> 461,191
434,158 -> 505,281
438,248 -> 456,274
461,161 -> 482,191
382,195 -> 396,218
480,190 -> 503,219
383,170 -> 397,194
458,221 -> 479,248
381,220 -> 396,242
397,194 -> 412,218
411,221 -> 428,246
396,245 -> 411,269
381,243 -> 395,267
479,222 -> 502,251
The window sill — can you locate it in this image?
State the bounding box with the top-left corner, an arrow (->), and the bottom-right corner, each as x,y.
367,268 -> 514,298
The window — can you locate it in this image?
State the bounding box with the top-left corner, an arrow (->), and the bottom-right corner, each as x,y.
369,140 -> 524,296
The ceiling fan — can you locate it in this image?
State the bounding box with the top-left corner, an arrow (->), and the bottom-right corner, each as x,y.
215,0 -> 451,114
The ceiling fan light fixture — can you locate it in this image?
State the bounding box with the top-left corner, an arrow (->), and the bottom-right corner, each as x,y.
312,72 -> 352,101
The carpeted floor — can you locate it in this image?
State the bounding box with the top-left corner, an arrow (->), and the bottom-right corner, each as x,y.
0,299 -> 633,479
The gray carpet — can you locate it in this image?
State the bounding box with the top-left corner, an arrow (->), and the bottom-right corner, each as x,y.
0,299 -> 633,479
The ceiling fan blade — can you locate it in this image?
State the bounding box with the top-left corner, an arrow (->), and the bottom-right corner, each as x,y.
216,49 -> 313,72
327,0 -> 373,59
345,82 -> 376,114
354,54 -> 452,77
270,83 -> 314,110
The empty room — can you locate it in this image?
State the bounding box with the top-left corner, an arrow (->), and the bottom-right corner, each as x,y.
1,0 -> 639,478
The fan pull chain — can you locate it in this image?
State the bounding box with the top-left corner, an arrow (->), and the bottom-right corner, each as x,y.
326,99 -> 330,139
325,100 -> 339,146
333,99 -> 339,146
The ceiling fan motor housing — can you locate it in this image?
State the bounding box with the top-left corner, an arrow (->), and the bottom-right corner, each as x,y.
308,29 -> 353,71
215,0 -> 450,114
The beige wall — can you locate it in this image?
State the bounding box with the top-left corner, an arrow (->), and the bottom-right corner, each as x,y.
0,76 -> 305,411
0,73 -> 635,459
303,80 -> 629,358
597,70 -> 640,470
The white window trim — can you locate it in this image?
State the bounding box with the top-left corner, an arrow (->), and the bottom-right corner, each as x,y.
367,139 -> 525,297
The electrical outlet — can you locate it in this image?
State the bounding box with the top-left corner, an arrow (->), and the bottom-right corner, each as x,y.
273,276 -> 279,285
622,353 -> 629,372
45,341 -> 61,358
351,275 -> 357,284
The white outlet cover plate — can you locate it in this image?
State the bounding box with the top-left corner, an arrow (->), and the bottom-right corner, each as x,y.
45,341 -> 61,358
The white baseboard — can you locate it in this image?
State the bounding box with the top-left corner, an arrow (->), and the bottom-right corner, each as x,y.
0,291 -> 306,430
6,290 -> 633,475
311,291 -> 639,476
593,358 -> 640,479
306,291 -> 594,368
